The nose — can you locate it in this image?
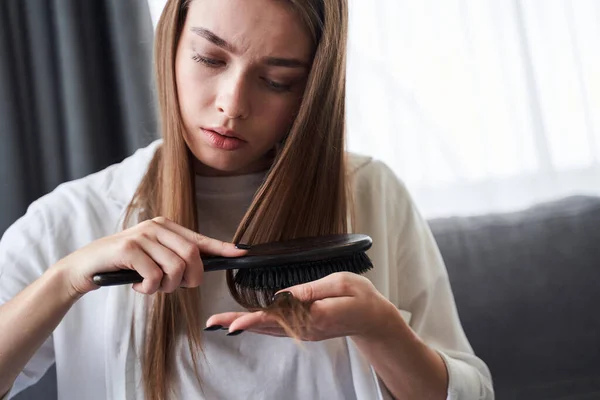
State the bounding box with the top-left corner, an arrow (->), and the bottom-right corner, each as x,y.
215,71 -> 250,120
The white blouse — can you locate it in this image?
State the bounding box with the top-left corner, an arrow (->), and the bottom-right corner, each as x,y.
0,140 -> 493,399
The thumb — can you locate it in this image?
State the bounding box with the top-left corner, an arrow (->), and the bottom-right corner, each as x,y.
275,273 -> 355,303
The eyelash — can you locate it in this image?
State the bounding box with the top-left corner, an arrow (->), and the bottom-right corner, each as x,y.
192,54 -> 223,67
262,78 -> 292,93
191,53 -> 293,93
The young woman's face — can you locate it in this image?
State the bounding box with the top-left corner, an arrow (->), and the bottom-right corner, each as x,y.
175,0 -> 313,176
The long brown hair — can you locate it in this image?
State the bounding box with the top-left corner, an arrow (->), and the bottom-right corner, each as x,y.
125,0 -> 349,398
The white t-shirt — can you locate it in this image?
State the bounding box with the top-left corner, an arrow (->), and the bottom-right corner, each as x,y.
130,172 -> 357,399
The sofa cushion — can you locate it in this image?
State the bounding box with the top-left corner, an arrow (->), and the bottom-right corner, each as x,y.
429,195 -> 600,399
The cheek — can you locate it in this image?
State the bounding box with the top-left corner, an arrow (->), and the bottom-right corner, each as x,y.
176,63 -> 212,120
256,96 -> 302,142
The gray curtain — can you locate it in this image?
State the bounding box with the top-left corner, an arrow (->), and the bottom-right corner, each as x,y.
0,0 -> 158,236
0,1 -> 157,398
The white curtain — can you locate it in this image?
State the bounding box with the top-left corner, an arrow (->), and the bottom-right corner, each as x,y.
346,0 -> 600,218
147,0 -> 166,28
147,0 -> 600,218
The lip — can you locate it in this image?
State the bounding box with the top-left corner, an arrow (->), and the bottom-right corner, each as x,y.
200,128 -> 247,151
206,126 -> 245,141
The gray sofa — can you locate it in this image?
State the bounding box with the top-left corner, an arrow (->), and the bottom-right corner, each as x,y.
429,195 -> 600,399
15,195 -> 600,399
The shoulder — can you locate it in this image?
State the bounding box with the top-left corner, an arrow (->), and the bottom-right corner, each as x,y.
1,140 -> 162,259
347,152 -> 413,210
346,151 -> 424,253
46,139 -> 162,212
32,139 -> 161,221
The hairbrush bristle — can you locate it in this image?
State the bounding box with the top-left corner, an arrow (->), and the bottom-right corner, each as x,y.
233,251 -> 373,291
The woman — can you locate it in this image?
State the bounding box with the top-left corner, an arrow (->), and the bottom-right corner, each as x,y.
0,0 -> 494,399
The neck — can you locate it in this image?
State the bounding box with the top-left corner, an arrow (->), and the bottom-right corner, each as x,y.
193,152 -> 275,177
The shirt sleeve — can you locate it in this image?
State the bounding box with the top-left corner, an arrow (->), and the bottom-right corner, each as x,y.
396,198 -> 494,400
356,160 -> 495,400
0,204 -> 56,399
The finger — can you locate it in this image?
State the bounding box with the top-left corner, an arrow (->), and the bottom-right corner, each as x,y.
143,225 -> 204,288
227,311 -> 281,332
118,243 -> 163,294
135,236 -> 185,293
277,272 -> 359,303
151,217 -> 247,257
246,327 -> 289,338
206,312 -> 251,329
206,312 -> 282,333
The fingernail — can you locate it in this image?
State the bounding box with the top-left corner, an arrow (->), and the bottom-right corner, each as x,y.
271,291 -> 293,303
203,325 -> 223,331
235,243 -> 251,250
226,329 -> 244,336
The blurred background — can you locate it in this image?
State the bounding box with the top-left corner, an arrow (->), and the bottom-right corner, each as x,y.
343,0 -> 600,219
2,1 -> 599,399
151,0 -> 600,219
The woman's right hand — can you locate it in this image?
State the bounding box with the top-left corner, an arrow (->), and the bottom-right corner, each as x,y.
52,217 -> 247,298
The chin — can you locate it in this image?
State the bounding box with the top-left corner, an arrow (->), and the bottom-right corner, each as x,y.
191,147 -> 255,175
199,152 -> 241,170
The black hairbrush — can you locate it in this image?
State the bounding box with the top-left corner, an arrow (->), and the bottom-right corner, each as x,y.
92,233 -> 373,291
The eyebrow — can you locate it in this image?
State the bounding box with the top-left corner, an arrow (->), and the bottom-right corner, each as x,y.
191,27 -> 309,69
264,57 -> 308,69
191,27 -> 234,52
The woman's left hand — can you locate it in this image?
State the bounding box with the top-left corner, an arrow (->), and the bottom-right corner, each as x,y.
205,272 -> 400,340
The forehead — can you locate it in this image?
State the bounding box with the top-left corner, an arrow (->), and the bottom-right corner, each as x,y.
184,0 -> 313,59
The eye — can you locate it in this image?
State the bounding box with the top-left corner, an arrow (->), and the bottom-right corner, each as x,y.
192,54 -> 224,67
262,78 -> 292,93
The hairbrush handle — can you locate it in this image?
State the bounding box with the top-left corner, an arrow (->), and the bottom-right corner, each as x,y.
91,256 -> 235,287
